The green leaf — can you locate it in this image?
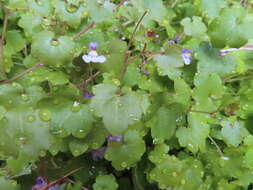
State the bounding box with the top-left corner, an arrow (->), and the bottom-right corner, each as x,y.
0,83 -> 46,109
181,16 -> 207,37
195,43 -> 236,76
93,174 -> 118,190
208,6 -> 253,48
31,31 -> 75,67
0,177 -> 19,190
200,0 -> 226,18
193,73 -> 224,112
105,130 -> 146,170
28,67 -> 69,85
146,106 -> 180,143
28,0 -> 52,16
154,44 -> 184,80
69,139 -> 89,157
221,118 -> 249,147
176,113 -> 210,153
39,99 -> 94,139
18,14 -> 43,38
87,0 -> 115,22
131,0 -> 167,22
55,1 -> 86,28
0,107 -> 51,158
0,106 -> 6,120
6,30 -> 26,53
7,0 -> 27,9
90,84 -> 145,135
173,78 -> 191,110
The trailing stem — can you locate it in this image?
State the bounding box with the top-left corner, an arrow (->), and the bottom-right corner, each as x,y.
119,10 -> 148,83
0,63 -> 44,83
0,8 -> 9,79
73,22 -> 96,40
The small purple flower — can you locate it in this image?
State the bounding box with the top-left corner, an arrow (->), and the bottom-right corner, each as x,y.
83,90 -> 93,98
91,146 -> 106,161
82,42 -> 106,63
168,40 -> 176,44
107,135 -> 123,143
48,184 -> 60,190
89,42 -> 98,50
181,48 -> 193,65
31,177 -> 47,190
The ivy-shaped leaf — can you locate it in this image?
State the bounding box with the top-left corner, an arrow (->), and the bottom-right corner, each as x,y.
154,44 -> 183,80
93,174 -> 118,190
90,84 -> 145,135
221,118 -> 249,147
208,6 -> 253,48
181,16 -> 207,37
31,31 -> 75,67
105,130 -> 146,170
176,113 -> 210,153
55,0 -> 86,28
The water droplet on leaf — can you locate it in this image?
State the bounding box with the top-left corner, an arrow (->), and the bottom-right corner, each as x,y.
39,109 -> 52,121
72,101 -> 81,112
121,162 -> 127,168
27,115 -> 35,122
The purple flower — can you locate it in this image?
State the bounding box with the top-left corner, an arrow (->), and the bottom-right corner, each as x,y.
107,135 -> 123,143
91,146 -> 106,161
168,40 -> 176,44
83,90 -> 93,98
31,177 -> 47,190
89,42 -> 98,50
82,42 -> 106,63
181,48 -> 193,65
48,184 -> 60,190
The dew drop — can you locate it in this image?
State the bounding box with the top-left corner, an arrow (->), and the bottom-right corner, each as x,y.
72,101 -> 81,112
12,82 -> 18,87
39,109 -> 52,121
181,179 -> 186,185
21,94 -> 29,101
39,150 -> 46,157
118,103 -> 123,107
221,156 -> 230,160
50,149 -> 58,156
188,143 -> 194,148
27,115 -> 35,122
51,129 -> 62,135
200,171 -> 204,177
129,114 -> 134,117
73,150 -> 80,156
172,171 -> 177,177
121,162 -> 127,168
90,108 -> 94,112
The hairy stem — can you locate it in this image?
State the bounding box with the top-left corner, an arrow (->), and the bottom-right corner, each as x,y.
208,135 -> 224,157
1,63 -> 44,83
73,22 -> 96,40
119,10 -> 148,83
0,9 -> 9,79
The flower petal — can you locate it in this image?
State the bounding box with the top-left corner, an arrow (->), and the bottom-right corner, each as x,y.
82,54 -> 92,63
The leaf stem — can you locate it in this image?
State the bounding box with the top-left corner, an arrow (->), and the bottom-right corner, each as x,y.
220,44 -> 253,56
208,135 -> 224,157
119,10 -> 148,82
39,167 -> 84,190
0,8 -> 9,79
73,22 -> 96,40
66,178 -> 89,190
0,63 -> 44,84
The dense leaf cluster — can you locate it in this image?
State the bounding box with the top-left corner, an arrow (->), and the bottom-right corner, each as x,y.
1,0 -> 253,189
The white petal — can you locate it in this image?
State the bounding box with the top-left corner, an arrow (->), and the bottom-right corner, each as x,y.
96,56 -> 106,63
82,55 -> 92,63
